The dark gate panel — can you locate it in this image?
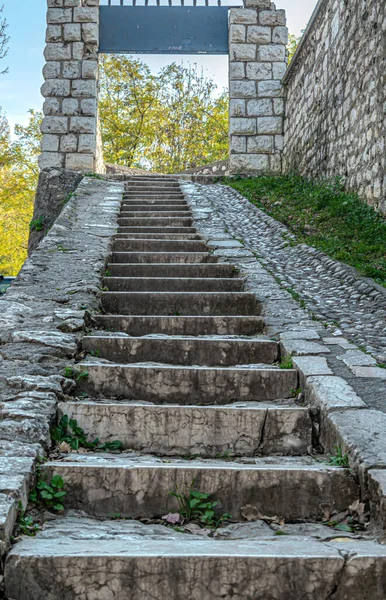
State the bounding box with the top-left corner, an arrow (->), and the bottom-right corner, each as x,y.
99,6 -> 229,54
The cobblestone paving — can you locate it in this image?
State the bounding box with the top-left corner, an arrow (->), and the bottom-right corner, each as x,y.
181,182 -> 386,364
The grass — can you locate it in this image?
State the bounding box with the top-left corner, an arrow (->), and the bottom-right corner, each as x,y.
224,175 -> 386,287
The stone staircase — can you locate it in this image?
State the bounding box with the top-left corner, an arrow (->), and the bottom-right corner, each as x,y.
5,176 -> 386,599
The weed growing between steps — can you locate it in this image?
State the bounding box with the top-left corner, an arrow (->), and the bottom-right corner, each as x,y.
225,175 -> 386,287
328,445 -> 350,468
165,482 -> 231,529
52,415 -> 123,453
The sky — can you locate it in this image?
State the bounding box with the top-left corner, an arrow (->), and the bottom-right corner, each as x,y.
0,0 -> 317,132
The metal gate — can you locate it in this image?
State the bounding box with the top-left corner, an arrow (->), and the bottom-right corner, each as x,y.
99,0 -> 240,55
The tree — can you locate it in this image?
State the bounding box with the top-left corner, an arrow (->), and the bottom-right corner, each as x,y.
0,4 -> 9,75
287,34 -> 301,64
0,110 -> 42,275
99,56 -> 229,173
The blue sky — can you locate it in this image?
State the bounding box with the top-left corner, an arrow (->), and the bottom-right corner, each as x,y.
0,0 -> 316,132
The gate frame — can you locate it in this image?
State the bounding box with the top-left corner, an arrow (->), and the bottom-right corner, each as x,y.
40,0 -> 287,175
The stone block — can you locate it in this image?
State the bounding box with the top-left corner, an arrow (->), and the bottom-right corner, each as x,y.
47,8 -> 72,24
258,80 -> 283,97
81,60 -> 98,79
82,22 -> 99,44
41,134 -> 60,152
41,116 -> 68,134
45,24 -> 62,43
41,79 -> 71,98
63,61 -> 81,79
48,0 -> 65,6
269,153 -> 282,174
81,98 -> 97,116
273,98 -> 285,115
229,117 -> 257,135
70,116 -> 96,134
247,135 -> 274,153
229,9 -> 258,25
244,0 -> 270,6
231,136 -> 247,153
246,62 -> 272,80
247,98 -> 273,116
257,116 -> 283,134
44,42 -> 71,61
272,62 -> 287,80
230,80 -> 256,99
73,7 -> 99,23
65,153 -> 95,171
229,24 -> 246,43
62,98 -> 80,116
230,153 -> 269,173
229,43 -> 256,61
71,42 -> 85,60
258,44 -> 286,62
63,23 -> 82,42
259,9 -> 286,26
247,25 -> 271,44
60,133 -> 78,152
229,99 -> 246,117
78,134 -> 96,153
42,61 -> 61,80
71,79 -> 97,98
275,134 -> 284,151
272,26 -> 289,45
38,152 -> 65,170
43,98 -> 61,116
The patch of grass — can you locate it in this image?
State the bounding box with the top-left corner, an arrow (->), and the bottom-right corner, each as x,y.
170,481 -> 231,528
225,175 -> 386,287
52,414 -> 123,453
30,216 -> 45,232
328,445 -> 349,468
280,355 -> 294,369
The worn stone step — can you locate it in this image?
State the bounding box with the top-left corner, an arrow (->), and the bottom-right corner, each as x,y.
113,239 -> 207,253
60,400 -> 310,456
117,226 -> 197,234
107,263 -> 236,278
40,455 -> 357,521
123,191 -> 185,197
7,517 -> 386,600
119,211 -> 193,218
118,217 -> 193,227
94,315 -> 265,336
110,252 -> 216,264
103,277 -> 244,293
78,363 -> 296,403
122,200 -> 187,206
82,336 -> 278,366
115,233 -> 202,240
125,185 -> 182,192
121,203 -> 190,211
101,291 -> 260,315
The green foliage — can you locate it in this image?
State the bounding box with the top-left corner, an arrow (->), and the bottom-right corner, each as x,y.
52,414 -> 123,453
170,481 -> 231,528
17,513 -> 41,537
30,215 -> 45,232
328,445 -> 349,468
226,175 -> 386,287
287,33 -> 301,63
29,474 -> 67,512
280,355 -> 294,369
63,366 -> 89,382
99,56 -> 228,173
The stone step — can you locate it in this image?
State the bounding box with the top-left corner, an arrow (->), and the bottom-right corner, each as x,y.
107,263 -> 236,278
94,315 -> 265,336
78,363 -> 296,403
7,517 -> 386,600
125,185 -> 182,192
110,252 -> 216,264
113,239 -> 207,253
119,211 -> 193,218
123,194 -> 186,201
123,190 -> 185,196
121,200 -> 187,206
82,336 -> 278,366
114,233 -> 202,240
121,203 -> 190,211
103,277 -> 244,293
118,217 -> 193,227
117,226 -> 197,234
101,291 -> 260,315
59,400 -> 310,456
40,455 -> 358,521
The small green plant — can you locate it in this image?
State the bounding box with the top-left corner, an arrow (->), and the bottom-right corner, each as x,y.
170,482 -> 231,528
105,268 -> 111,277
290,387 -> 302,398
29,474 -> 67,512
328,445 -> 349,468
16,502 -> 41,537
30,216 -> 45,232
274,530 -> 289,536
85,172 -> 104,180
280,355 -> 294,369
64,366 -> 74,378
215,450 -> 231,459
90,349 -> 101,358
52,415 -> 123,453
377,362 -> 386,369
63,366 -> 89,382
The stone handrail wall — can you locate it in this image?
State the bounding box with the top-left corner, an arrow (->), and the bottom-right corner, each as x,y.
282,0 -> 386,215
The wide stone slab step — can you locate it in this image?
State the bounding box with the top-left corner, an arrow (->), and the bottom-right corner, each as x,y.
40,455 -> 358,521
103,277 -> 244,292
94,315 -> 265,336
59,400 -> 311,456
8,517 -> 386,600
114,233 -> 202,240
120,203 -> 190,211
107,263 -> 236,278
81,336 -> 278,366
119,210 -> 193,218
122,200 -> 188,206
117,226 -> 197,234
113,239 -> 207,253
123,191 -> 185,197
118,217 -> 193,227
101,291 -> 260,315
110,252 -> 216,264
78,363 -> 297,403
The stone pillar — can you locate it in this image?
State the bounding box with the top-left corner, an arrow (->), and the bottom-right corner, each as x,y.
40,0 -> 101,172
229,1 -> 287,174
